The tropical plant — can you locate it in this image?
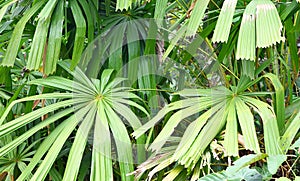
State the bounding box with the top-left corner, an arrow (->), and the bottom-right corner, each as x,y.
0,66 -> 149,180
131,74 -> 300,179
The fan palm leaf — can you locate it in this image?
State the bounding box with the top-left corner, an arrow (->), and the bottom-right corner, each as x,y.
236,0 -> 284,60
0,0 -> 98,75
0,67 -> 148,180
133,74 -> 283,171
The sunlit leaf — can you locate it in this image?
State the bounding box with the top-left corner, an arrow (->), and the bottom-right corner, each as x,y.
212,0 -> 238,43
1,0 -> 47,67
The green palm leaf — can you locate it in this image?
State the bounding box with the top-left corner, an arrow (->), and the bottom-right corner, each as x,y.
0,67 -> 147,180
133,75 -> 282,173
0,0 -> 18,23
212,0 -> 238,43
236,0 -> 284,60
26,0 -> 59,70
1,0 -> 47,67
116,0 -> 141,11
186,0 -> 210,36
45,0 -> 64,75
70,0 -> 87,70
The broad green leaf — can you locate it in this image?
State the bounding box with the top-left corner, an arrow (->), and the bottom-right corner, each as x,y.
27,0 -> 59,70
100,69 -> 115,93
0,108 -> 75,157
132,97 -> 209,138
112,98 -> 149,118
17,112 -> 82,180
223,98 -> 238,156
226,153 -> 267,175
30,105 -> 91,181
149,100 -> 213,152
285,99 -> 300,119
108,23 -> 126,71
280,111 -> 300,153
162,166 -> 183,181
154,0 -> 168,27
0,93 -> 73,125
212,0 -> 238,43
186,0 -> 210,36
263,73 -> 285,134
29,76 -> 96,96
0,0 -> 18,23
279,0 -> 300,21
285,18 -> 299,78
90,103 -> 113,181
236,0 -> 284,60
83,38 -> 107,77
116,0 -> 131,11
1,0 -> 47,67
237,73 -> 285,132
111,101 -> 142,129
5,66 -> 146,181
236,0 -> 256,60
181,105 -> 227,168
241,60 -> 255,79
235,97 -> 260,153
70,0 -> 86,69
228,167 -> 262,181
74,67 -> 98,94
0,99 -> 77,137
78,0 -> 94,42
256,0 -> 284,48
267,155 -> 287,174
44,0 -> 64,75
242,96 -> 281,156
17,162 -> 29,176
63,104 -> 96,180
172,101 -> 225,162
126,22 -> 140,83
141,20 -> 159,109
103,77 -> 127,93
176,87 -> 232,97
104,102 -> 134,181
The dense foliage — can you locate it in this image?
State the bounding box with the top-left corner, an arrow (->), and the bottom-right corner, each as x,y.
0,0 -> 299,180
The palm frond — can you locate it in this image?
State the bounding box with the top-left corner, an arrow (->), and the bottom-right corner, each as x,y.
133,76 -> 283,172
212,0 -> 238,43
255,0 -> 284,48
186,0 -> 210,36
1,0 -> 47,67
236,0 -> 284,60
116,0 -> 141,11
236,1 -> 256,60
27,0 -> 59,70
45,0 -> 64,75
0,67 -> 147,180
70,0 -> 86,70
154,0 -> 168,27
280,111 -> 300,153
0,0 -> 18,23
